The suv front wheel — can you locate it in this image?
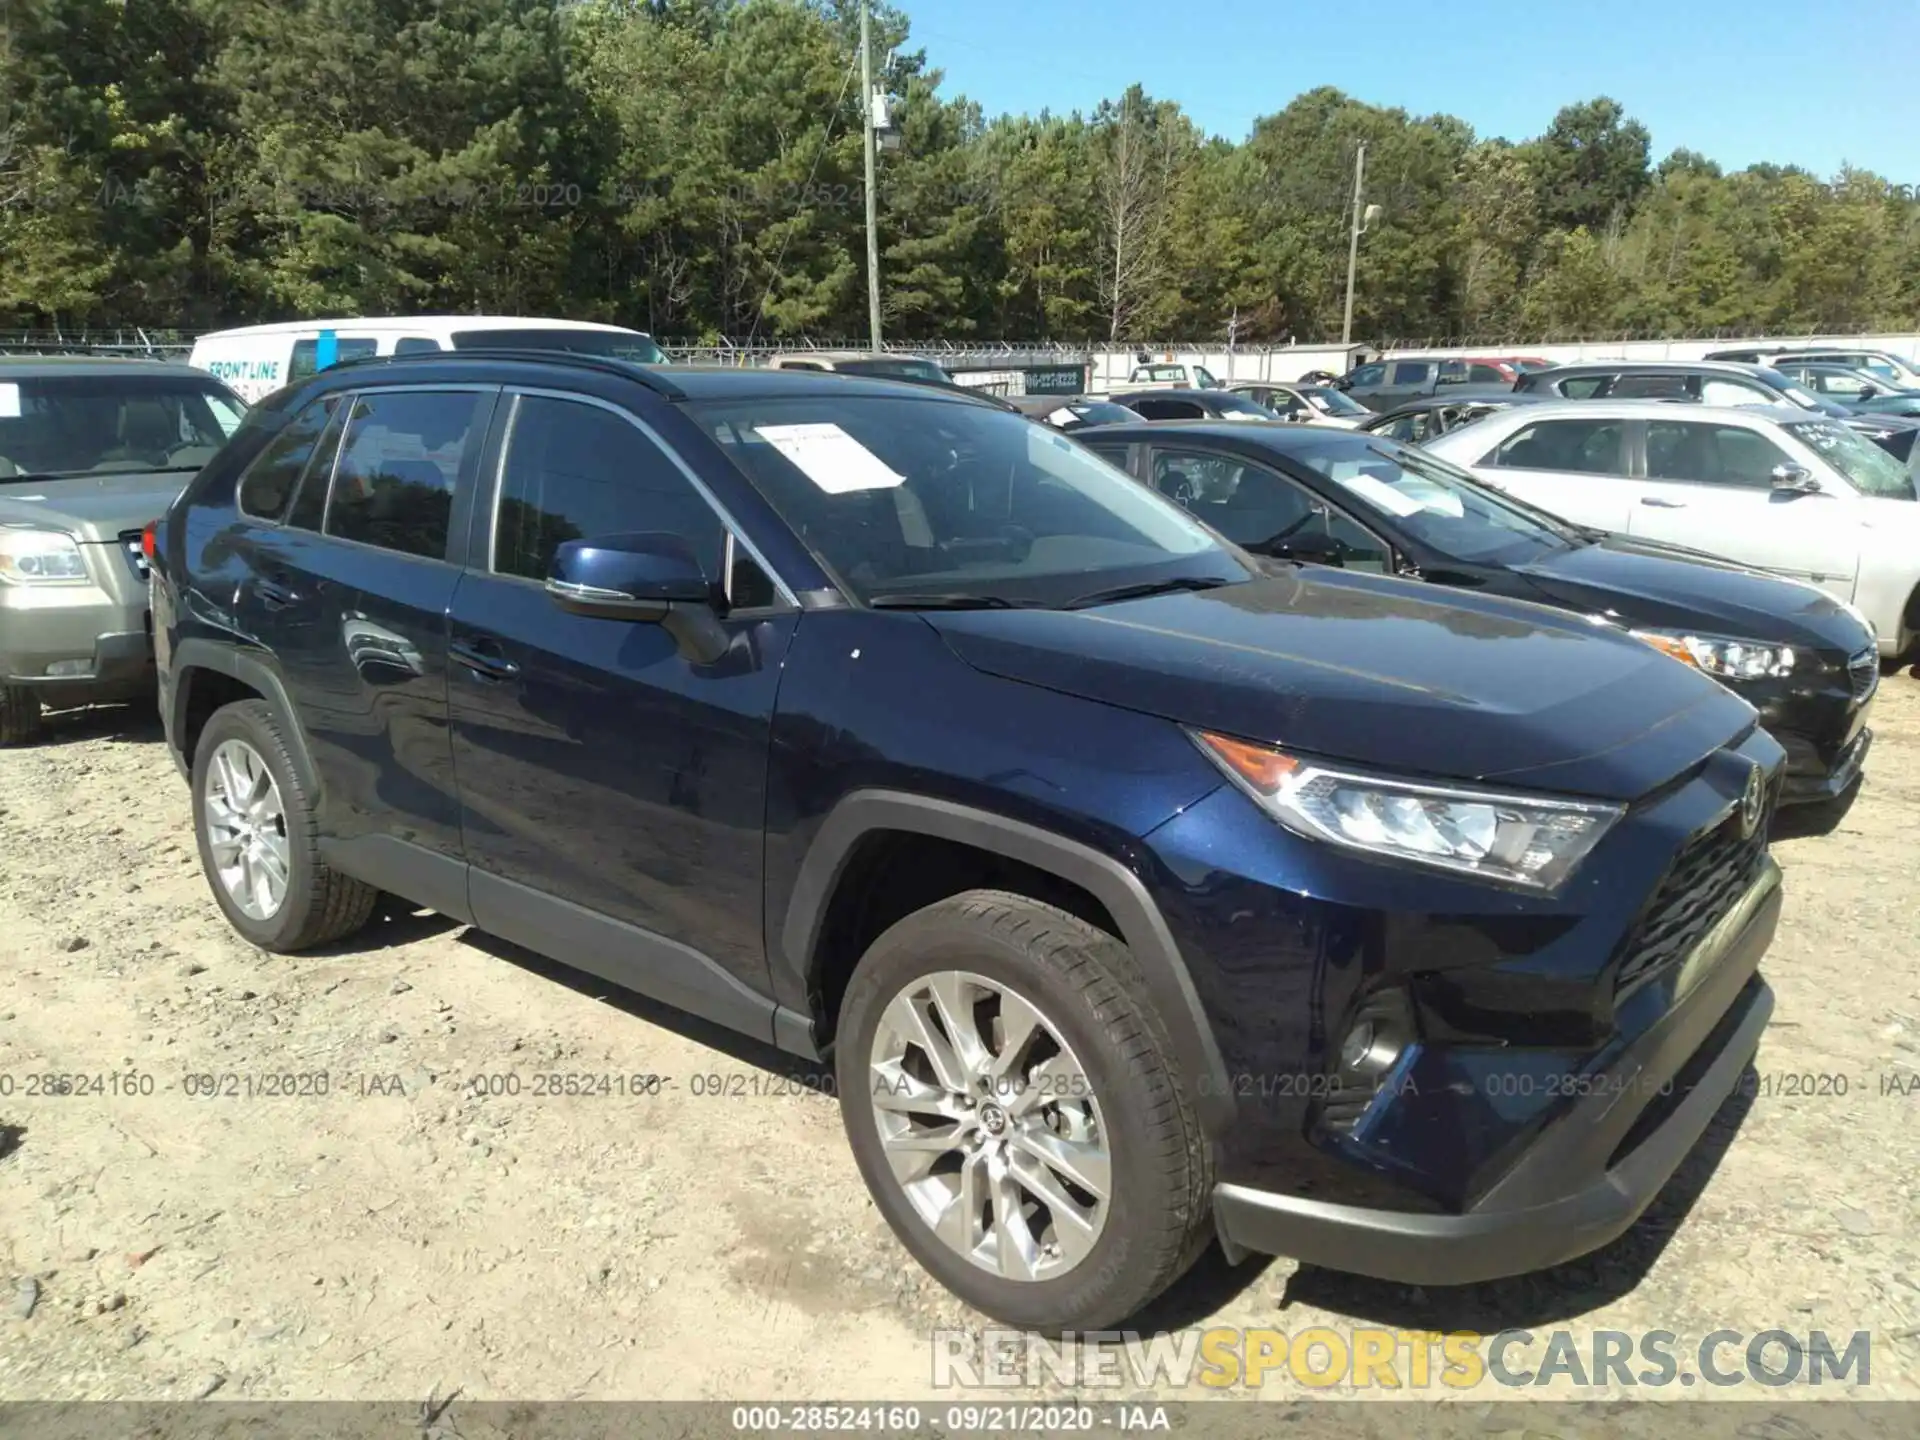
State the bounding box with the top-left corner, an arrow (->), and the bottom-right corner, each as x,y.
836,891 -> 1214,1331
190,700 -> 377,952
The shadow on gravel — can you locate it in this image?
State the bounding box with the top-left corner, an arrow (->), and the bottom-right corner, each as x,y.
0,1122 -> 24,1161
1273,1073 -> 1760,1333
451,928 -> 1762,1337
34,701 -> 166,747
457,929 -> 834,1090
309,894 -> 461,956
1769,777 -> 1863,842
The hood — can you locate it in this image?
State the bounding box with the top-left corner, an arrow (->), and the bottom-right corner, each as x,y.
926,568 -> 1757,803
0,470 -> 194,543
1513,537 -> 1874,657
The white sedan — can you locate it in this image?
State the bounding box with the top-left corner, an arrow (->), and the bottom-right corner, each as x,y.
1422,400 -> 1920,657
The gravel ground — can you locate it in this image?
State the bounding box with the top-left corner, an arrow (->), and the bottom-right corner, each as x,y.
1,676 -> 1917,1405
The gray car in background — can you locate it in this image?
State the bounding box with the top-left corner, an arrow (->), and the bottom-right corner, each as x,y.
0,358 -> 246,742
1332,356 -> 1518,411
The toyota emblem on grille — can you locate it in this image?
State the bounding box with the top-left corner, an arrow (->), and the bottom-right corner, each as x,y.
1738,763 -> 1766,839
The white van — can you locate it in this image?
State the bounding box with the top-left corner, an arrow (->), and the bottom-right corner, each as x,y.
187,316 -> 668,403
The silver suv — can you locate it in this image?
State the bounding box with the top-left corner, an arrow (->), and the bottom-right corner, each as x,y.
0,358 -> 246,742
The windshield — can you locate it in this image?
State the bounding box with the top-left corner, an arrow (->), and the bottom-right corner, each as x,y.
834,357 -> 953,385
1300,386 -> 1369,416
0,374 -> 245,480
1049,401 -> 1138,429
1285,432 -> 1583,564
1786,419 -> 1916,499
1754,367 -> 1839,413
449,327 -> 668,364
689,396 -> 1247,605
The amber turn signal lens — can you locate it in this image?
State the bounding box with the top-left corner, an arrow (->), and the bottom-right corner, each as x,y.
1195,732 -> 1300,794
1636,632 -> 1698,669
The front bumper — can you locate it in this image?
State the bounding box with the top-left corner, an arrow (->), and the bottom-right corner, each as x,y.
0,559 -> 154,703
1212,860 -> 1780,1284
1779,727 -> 1870,805
1751,649 -> 1876,807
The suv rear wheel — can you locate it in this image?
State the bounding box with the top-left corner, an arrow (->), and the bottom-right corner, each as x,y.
0,684 -> 43,746
190,700 -> 377,952
836,891 -> 1213,1331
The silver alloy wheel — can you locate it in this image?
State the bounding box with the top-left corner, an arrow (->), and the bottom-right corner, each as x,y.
203,738 -> 292,921
868,970 -> 1111,1282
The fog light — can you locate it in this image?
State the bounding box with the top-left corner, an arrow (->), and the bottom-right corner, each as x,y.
45,659 -> 89,677
1339,1020 -> 1376,1072
1325,991 -> 1417,1135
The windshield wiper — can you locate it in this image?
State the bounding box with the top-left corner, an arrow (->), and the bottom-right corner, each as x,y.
1062,575 -> 1232,610
868,593 -> 1047,610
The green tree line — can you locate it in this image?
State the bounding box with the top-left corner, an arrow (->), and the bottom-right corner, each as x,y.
3,0 -> 1916,343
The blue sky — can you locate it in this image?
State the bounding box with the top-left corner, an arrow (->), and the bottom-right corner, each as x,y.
898,0 -> 1920,181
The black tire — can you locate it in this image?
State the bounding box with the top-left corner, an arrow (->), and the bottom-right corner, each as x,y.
836,890 -> 1213,1331
190,699 -> 377,952
0,684 -> 43,746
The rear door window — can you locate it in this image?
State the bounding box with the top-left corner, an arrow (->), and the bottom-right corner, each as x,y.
1554,376 -> 1608,399
393,337 -> 442,356
1484,419 -> 1626,475
1129,398 -> 1207,420
322,390 -> 486,560
1390,361 -> 1434,386
1611,373 -> 1691,399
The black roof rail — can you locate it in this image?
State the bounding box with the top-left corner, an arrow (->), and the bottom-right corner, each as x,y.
325,346 -> 686,399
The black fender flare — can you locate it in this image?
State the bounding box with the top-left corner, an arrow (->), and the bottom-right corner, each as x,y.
169,639 -> 321,800
781,790 -> 1234,1135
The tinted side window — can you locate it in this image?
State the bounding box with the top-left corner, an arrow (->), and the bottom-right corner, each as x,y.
236,396 -> 336,520
1348,364 -> 1386,387
1555,376 -> 1609,399
1485,419 -> 1625,475
324,390 -> 483,560
393,337 -> 441,356
1130,399 -> 1205,420
493,395 -> 744,595
1645,422 -> 1789,488
1468,364 -> 1508,383
1391,361 -> 1434,385
288,337 -> 379,382
1611,373 -> 1691,399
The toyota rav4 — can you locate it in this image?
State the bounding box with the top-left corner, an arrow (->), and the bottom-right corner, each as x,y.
153,354 -> 1785,1331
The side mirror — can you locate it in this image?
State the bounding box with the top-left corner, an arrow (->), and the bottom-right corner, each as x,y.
1770,464 -> 1821,496
546,532 -> 730,663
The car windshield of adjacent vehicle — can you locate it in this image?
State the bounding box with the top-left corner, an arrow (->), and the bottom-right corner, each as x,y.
448,328 -> 668,364
1051,400 -> 1140,428
1786,419 -> 1917,499
0,374 -> 246,482
832,357 -> 954,385
1282,431 -> 1584,564
1300,386 -> 1369,416
1753,367 -> 1836,412
691,395 -> 1250,607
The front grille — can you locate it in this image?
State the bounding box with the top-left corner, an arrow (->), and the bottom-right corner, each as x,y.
1614,800 -> 1771,997
1847,647 -> 1880,705
117,528 -> 149,582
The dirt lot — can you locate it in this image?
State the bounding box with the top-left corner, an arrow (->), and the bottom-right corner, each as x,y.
2,676 -> 1918,1405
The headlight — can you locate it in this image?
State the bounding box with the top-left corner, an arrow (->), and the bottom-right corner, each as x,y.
1192,731 -> 1622,892
1629,628 -> 1795,680
0,526 -> 89,585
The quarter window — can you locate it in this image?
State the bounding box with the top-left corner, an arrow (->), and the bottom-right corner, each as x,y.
236,396 -> 337,521
1484,419 -> 1625,475
393,337 -> 442,356
1554,377 -> 1608,399
323,390 -> 484,559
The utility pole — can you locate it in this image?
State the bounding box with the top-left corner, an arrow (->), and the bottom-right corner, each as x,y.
861,0 -> 882,350
1341,142 -> 1367,347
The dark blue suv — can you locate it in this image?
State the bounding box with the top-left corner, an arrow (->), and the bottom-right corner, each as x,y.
153,354 -> 1785,1331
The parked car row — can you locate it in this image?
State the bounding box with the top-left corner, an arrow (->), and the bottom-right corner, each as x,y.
1,326 -> 1901,1337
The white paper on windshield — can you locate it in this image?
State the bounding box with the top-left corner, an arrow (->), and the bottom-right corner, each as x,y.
754,423 -> 904,493
0,384 -> 19,419
1326,466 -> 1427,517
1047,407 -> 1080,428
